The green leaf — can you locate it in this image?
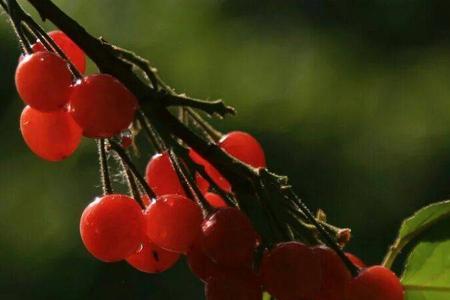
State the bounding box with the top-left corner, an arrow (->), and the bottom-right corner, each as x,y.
262,292 -> 271,300
401,217 -> 450,299
383,200 -> 450,268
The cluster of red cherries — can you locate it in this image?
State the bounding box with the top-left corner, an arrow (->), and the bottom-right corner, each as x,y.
13,31 -> 404,300
16,30 -> 137,161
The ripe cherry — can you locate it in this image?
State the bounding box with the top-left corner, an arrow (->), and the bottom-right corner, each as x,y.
69,74 -> 138,138
200,207 -> 258,268
196,173 -> 210,194
20,106 -> 82,161
187,236 -> 222,282
261,242 -> 321,300
348,266 -> 404,300
144,194 -> 203,253
189,149 -> 232,193
80,194 -> 144,262
15,52 -> 73,111
204,192 -> 227,208
205,272 -> 262,300
32,30 -> 86,73
145,151 -> 186,197
313,245 -> 351,300
126,238 -> 180,273
219,131 -> 266,168
345,252 -> 366,268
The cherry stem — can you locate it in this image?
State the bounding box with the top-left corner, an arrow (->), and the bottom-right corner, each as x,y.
115,152 -> 145,209
283,189 -> 360,277
5,0 -> 32,54
137,111 -> 166,153
109,140 -> 156,200
171,142 -> 237,208
97,139 -> 113,195
256,179 -> 292,243
167,148 -> 212,216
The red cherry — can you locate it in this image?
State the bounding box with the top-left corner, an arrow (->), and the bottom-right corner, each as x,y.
30,31 -> 86,73
144,194 -> 203,253
18,43 -> 46,63
200,207 -> 258,267
46,31 -> 86,73
126,238 -> 180,273
219,131 -> 266,168
196,173 -> 210,194
348,266 -> 404,300
204,192 -> 227,208
187,236 -> 222,282
189,149 -> 232,193
145,151 -> 186,197
15,52 -> 73,112
345,252 -> 366,268
20,106 -> 82,161
205,272 -> 262,300
80,194 -> 144,262
69,74 -> 138,138
312,246 -> 351,300
261,242 -> 321,300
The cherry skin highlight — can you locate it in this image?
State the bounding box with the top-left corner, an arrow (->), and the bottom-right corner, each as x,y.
348,266 -> 404,300
200,207 -> 258,268
32,30 -> 86,73
144,194 -> 203,253
69,74 -> 138,138
20,106 -> 82,161
205,272 -> 262,300
312,245 -> 351,300
219,131 -> 266,168
126,238 -> 180,273
204,192 -> 227,208
145,151 -> 186,197
261,242 -> 321,300
80,194 -> 144,262
15,52 -> 73,112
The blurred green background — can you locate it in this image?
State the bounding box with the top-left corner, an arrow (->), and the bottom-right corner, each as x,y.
2,0 -> 450,299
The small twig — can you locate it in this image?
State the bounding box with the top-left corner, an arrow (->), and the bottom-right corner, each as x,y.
97,139 -> 113,195
185,108 -> 223,141
164,93 -> 236,118
283,188 -> 359,277
110,44 -> 160,89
